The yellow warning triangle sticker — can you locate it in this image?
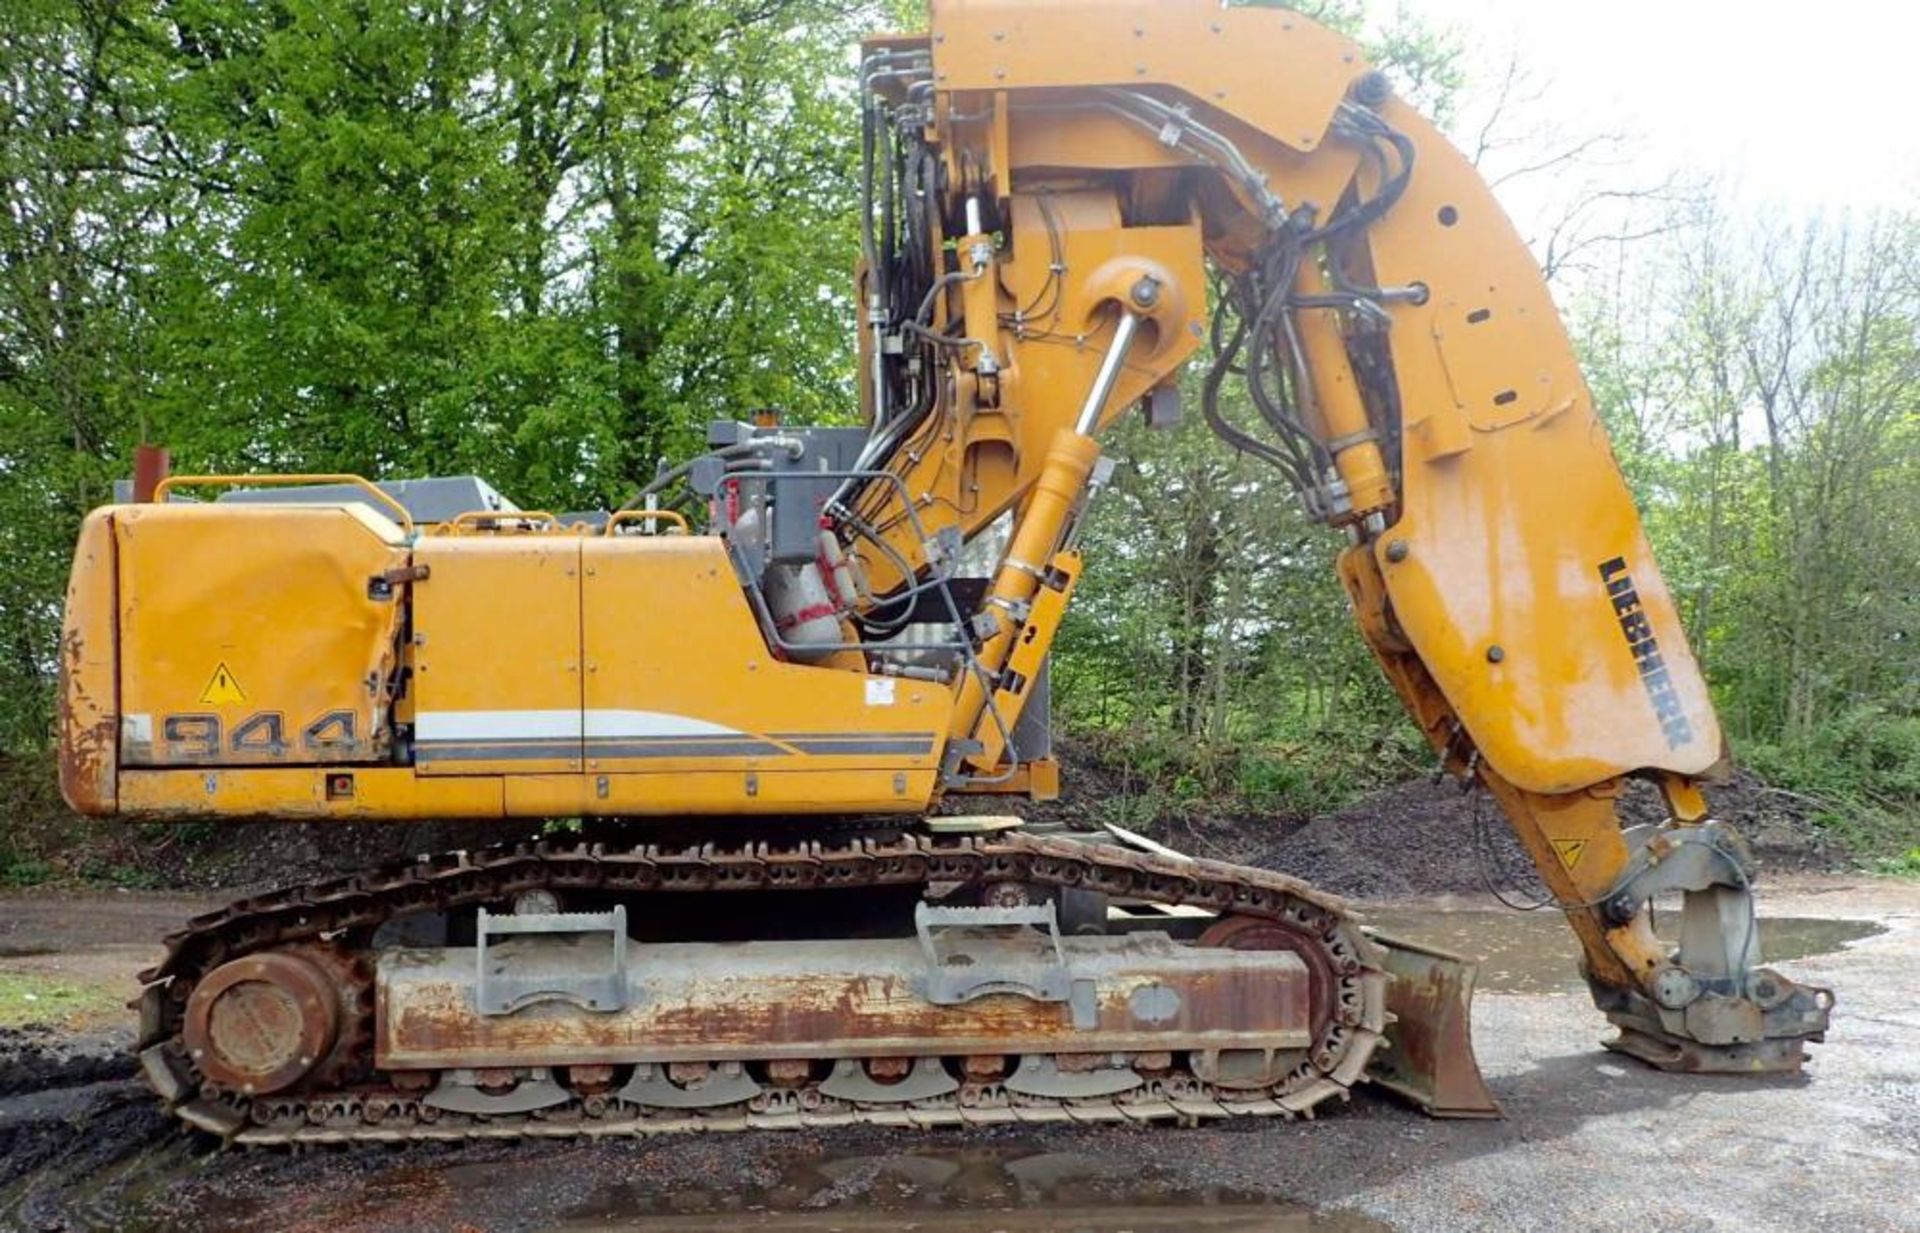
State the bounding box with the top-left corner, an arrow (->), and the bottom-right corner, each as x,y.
1551,838 -> 1587,872
199,662 -> 247,705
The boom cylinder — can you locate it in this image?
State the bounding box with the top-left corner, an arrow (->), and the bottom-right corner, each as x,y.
944,305 -> 1136,768
1074,311 -> 1143,436
949,307 -> 1144,772
949,428 -> 1101,769
1292,261 -> 1394,520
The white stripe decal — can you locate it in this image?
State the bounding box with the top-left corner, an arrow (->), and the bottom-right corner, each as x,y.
415,710 -> 578,741
585,710 -> 742,739
415,709 -> 743,742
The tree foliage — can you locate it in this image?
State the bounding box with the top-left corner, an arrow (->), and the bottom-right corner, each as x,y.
1,0 -> 880,746
1573,211 -> 1918,845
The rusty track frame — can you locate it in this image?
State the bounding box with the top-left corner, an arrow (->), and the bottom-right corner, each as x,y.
137,831 -> 1398,1144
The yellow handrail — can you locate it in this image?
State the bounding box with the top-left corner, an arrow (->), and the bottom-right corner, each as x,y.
443,510 -> 564,535
604,509 -> 691,536
152,473 -> 416,538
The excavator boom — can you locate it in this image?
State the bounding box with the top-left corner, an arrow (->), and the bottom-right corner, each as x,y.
58,0 -> 1828,1143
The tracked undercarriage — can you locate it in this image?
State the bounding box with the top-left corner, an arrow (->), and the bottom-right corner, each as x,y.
132,829 -> 1477,1146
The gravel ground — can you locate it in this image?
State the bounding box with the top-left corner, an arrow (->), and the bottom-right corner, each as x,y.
0,875 -> 1912,1233
1305,876 -> 1919,1232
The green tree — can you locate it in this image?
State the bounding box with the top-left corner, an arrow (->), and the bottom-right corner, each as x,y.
1576,208 -> 1919,849
0,0 -> 889,752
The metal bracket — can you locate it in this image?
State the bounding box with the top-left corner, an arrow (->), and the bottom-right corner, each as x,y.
475,905 -> 628,1016
1143,384 -> 1182,429
1605,821 -> 1760,994
1611,820 -> 1755,905
914,901 -> 1097,1029
924,524 -> 963,573
366,562 -> 430,601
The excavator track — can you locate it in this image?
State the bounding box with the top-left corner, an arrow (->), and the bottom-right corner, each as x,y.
135,830 -> 1389,1145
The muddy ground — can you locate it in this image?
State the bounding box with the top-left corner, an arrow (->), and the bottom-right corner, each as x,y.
2,858 -> 1912,1233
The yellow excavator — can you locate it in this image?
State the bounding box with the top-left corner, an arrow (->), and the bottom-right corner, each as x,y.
58,0 -> 1831,1143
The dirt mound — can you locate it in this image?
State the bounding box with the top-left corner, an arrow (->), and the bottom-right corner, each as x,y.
1243,778 -> 1533,899
69,782 -> 1846,902
135,818 -> 543,894
968,733 -> 1843,899
1241,771 -> 1842,900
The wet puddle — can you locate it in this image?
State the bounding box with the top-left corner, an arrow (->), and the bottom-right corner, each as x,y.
1365,910 -> 1883,994
538,1145 -> 1389,1231
126,1143 -> 1389,1233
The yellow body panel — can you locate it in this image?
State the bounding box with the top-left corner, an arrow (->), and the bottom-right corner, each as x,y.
112,503 -> 407,768
928,0 -> 1354,156
502,768 -> 936,816
579,537 -> 950,777
412,536 -> 585,775
118,766 -> 505,819
112,765 -> 935,819
79,520 -> 950,818
57,510 -> 119,814
406,533 -> 950,793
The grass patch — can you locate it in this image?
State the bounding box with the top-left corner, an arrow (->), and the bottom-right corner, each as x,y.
0,970 -> 129,1030
1738,706 -> 1920,867
73,862 -> 165,890
0,857 -> 56,888
1874,847 -> 1920,878
1071,725 -> 1429,830
0,856 -> 166,890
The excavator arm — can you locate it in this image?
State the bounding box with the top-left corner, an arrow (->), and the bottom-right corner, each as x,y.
826,0 -> 1830,1072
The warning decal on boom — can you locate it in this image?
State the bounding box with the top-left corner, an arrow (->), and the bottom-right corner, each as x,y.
1551,838 -> 1587,872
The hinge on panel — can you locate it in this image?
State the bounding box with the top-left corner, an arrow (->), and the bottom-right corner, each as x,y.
367,563 -> 431,601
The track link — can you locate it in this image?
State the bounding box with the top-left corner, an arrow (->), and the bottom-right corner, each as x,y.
135,831 -> 1388,1144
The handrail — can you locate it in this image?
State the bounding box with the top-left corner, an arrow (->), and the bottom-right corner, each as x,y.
443,510 -> 565,535
152,473 -> 416,538
604,509 -> 691,536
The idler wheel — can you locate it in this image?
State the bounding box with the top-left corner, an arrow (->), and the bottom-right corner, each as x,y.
183,951 -> 340,1095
